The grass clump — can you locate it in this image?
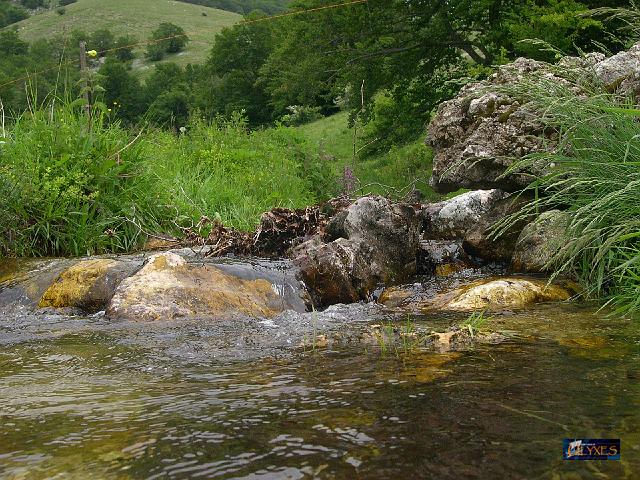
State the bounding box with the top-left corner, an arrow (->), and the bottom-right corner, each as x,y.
0,105 -> 329,257
496,71 -> 640,316
0,104 -> 156,257
460,311 -> 492,338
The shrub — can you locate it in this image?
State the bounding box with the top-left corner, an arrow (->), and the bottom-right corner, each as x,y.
89,28 -> 115,57
58,0 -> 76,5
55,6 -> 65,14
113,35 -> 136,62
280,105 -> 323,126
20,0 -> 45,9
145,23 -> 189,61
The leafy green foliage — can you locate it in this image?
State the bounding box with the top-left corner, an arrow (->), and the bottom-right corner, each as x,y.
89,28 -> 115,57
113,34 -> 136,62
20,0 -> 46,9
98,58 -> 143,123
0,104 -> 330,257
197,14 -> 275,125
0,0 -> 29,28
145,22 -> 189,62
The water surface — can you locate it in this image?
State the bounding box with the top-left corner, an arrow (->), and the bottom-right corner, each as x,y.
1,300 -> 639,479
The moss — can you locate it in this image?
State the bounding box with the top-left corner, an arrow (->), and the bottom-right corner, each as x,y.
38,259 -> 123,310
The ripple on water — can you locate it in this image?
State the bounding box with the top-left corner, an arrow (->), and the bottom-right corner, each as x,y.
0,302 -> 639,478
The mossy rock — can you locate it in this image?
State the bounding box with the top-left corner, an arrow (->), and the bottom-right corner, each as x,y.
39,259 -> 135,312
106,252 -> 289,321
424,277 -> 577,312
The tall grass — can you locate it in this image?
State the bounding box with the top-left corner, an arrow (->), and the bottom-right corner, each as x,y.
0,103 -> 156,256
495,70 -> 640,316
0,104 -> 330,257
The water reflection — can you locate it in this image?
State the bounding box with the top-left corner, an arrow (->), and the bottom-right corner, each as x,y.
0,305 -> 639,479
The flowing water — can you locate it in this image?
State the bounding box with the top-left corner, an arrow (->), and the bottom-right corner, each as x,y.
1,257 -> 639,479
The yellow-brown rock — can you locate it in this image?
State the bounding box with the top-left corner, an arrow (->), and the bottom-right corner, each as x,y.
424,277 -> 575,312
39,259 -> 132,311
106,252 -> 286,321
376,287 -> 413,308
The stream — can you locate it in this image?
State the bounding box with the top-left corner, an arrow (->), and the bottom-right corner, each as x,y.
1,256 -> 639,479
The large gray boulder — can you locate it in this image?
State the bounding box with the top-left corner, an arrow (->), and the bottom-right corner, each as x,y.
427,46 -> 640,193
511,210 -> 570,273
422,189 -> 507,239
291,196 -> 420,308
462,193 -> 531,263
427,58 -> 555,193
594,43 -> 640,93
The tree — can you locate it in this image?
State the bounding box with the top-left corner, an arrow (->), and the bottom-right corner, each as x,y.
144,63 -> 186,106
20,0 -> 45,9
145,22 -> 189,61
255,0 -> 628,138
198,13 -> 275,124
147,90 -> 191,128
113,35 -> 136,62
89,28 -> 115,57
99,58 -> 143,123
0,30 -> 29,56
0,1 -> 29,28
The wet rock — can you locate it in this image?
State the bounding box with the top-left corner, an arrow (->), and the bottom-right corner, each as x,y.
422,190 -> 507,239
39,259 -> 136,312
291,238 -> 362,306
423,277 -> 576,312
511,210 -> 570,273
462,193 -> 531,263
0,259 -> 77,308
377,286 -> 416,308
292,196 -> 420,308
417,240 -> 470,276
425,328 -> 504,353
106,252 -> 289,321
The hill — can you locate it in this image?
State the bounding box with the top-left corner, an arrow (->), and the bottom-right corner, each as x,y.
177,0 -> 289,15
12,0 -> 241,72
298,112 -> 439,200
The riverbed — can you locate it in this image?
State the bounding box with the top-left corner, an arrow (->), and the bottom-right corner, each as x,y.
1,292 -> 639,478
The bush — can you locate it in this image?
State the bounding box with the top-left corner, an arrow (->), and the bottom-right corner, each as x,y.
20,0 -> 45,9
89,28 -> 115,57
55,6 -> 65,14
0,1 -> 29,28
280,105 -> 323,127
113,35 -> 136,62
58,0 -> 76,5
145,22 -> 189,61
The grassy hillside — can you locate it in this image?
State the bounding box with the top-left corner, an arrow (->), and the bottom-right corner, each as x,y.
298,113 -> 440,200
12,0 -> 241,72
